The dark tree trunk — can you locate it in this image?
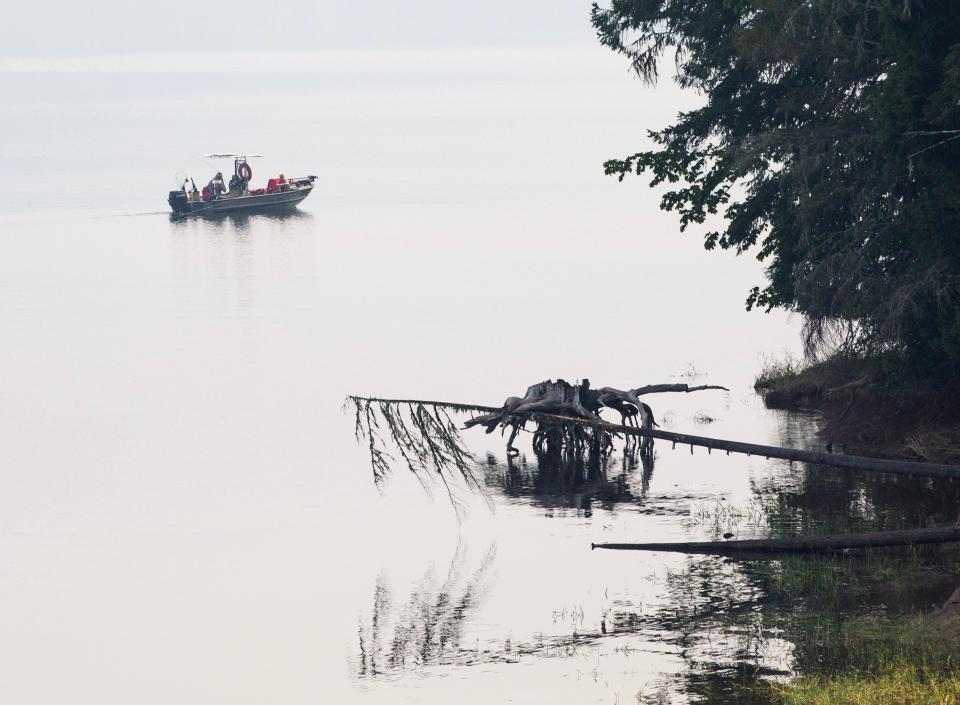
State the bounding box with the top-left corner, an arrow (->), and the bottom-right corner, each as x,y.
592,527 -> 960,555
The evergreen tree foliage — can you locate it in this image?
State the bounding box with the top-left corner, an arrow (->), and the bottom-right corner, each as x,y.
593,0 -> 960,367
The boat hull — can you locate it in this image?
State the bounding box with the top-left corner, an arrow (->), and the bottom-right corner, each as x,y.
170,184 -> 314,216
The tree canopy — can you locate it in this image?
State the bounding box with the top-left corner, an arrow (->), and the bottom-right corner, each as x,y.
593,0 -> 960,368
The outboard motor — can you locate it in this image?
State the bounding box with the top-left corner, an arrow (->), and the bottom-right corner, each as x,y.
168,189 -> 189,214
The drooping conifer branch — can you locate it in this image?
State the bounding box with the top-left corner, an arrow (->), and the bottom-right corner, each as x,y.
348,396 -> 490,514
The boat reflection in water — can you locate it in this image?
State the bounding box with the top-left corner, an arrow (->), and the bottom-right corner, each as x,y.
168,207 -> 314,235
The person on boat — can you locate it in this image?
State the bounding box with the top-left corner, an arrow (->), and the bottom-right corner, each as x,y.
228,173 -> 247,196
208,172 -> 227,198
278,173 -> 288,191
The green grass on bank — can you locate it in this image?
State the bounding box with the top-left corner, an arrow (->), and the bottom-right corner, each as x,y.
768,667 -> 960,705
762,616 -> 960,705
753,351 -> 960,462
753,352 -> 877,402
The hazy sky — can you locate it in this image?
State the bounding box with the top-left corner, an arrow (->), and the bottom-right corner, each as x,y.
2,0 -> 599,57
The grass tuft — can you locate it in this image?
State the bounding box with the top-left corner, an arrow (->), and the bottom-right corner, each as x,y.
761,616 -> 960,705
768,666 -> 960,705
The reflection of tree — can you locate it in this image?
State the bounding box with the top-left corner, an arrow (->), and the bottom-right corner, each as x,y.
742,452 -> 960,681
610,556 -> 787,678
356,545 -> 497,677
353,399 -> 960,696
749,418 -> 960,536
624,440 -> 960,700
483,438 -> 655,515
355,538 -> 676,678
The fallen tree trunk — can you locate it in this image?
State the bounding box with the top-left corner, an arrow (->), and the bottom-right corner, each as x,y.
642,425 -> 960,480
592,526 -> 960,554
349,396 -> 960,481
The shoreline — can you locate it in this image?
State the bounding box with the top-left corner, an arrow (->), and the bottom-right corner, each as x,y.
754,355 -> 960,465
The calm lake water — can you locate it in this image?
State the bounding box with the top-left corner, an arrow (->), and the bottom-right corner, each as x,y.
2,54 -> 957,705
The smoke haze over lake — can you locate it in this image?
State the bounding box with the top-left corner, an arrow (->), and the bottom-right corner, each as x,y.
0,10 -> 834,705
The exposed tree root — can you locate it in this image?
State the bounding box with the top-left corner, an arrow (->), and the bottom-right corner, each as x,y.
462,378 -> 725,457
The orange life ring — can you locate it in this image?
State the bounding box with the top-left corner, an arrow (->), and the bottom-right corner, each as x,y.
237,162 -> 253,181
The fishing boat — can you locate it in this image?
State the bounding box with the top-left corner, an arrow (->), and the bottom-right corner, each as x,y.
168,154 -> 316,216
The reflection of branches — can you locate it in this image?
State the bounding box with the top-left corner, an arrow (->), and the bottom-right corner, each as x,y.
357,540 -> 677,676
357,579 -> 391,677
483,438 -> 656,516
357,548 -> 788,685
636,556 -> 789,681
356,544 -> 497,676
485,440 -> 653,516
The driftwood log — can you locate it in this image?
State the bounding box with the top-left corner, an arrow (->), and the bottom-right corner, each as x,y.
592,526 -> 960,555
